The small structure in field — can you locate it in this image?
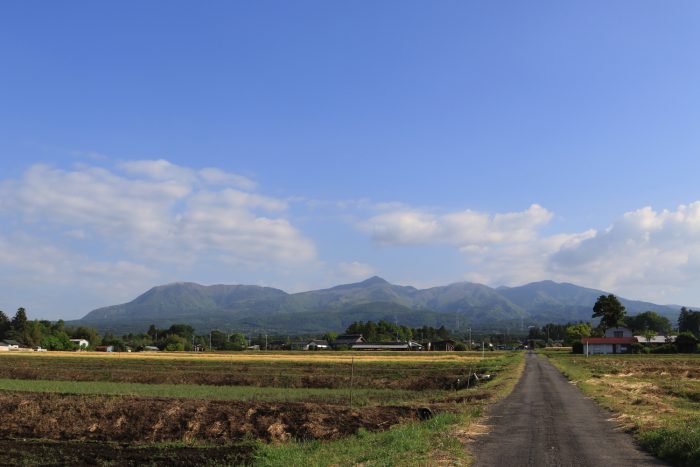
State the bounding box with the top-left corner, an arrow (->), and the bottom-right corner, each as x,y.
95,345 -> 114,352
305,339 -> 329,350
143,346 -> 160,352
581,327 -> 636,355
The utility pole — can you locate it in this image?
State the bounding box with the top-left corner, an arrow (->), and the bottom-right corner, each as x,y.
265,334 -> 268,351
209,331 -> 212,351
468,328 -> 472,351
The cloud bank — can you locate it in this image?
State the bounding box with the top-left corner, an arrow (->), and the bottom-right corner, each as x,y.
361,201 -> 700,304
0,160 -> 317,311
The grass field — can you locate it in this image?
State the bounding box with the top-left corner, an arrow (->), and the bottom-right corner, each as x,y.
0,350 -> 524,466
545,352 -> 700,467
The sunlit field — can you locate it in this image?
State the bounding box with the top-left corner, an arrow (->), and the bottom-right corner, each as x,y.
0,350 -> 524,466
545,352 -> 700,466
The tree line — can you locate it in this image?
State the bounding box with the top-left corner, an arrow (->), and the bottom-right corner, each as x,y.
343,320 -> 450,342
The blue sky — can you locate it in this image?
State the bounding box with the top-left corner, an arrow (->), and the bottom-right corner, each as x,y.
2,1 -> 700,319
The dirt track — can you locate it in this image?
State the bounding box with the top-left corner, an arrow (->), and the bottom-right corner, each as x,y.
472,352 -> 667,467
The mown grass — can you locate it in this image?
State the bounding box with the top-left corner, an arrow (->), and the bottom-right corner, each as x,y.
544,352 -> 700,466
0,378 -> 436,406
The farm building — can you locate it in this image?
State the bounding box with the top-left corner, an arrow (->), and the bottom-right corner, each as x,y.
581,327 -> 636,355
331,334 -> 366,349
143,346 -> 160,352
634,335 -> 676,345
1,340 -> 20,350
306,340 -> 329,350
70,339 -> 89,350
427,340 -> 456,351
289,340 -> 330,350
351,341 -> 423,351
95,345 -> 114,352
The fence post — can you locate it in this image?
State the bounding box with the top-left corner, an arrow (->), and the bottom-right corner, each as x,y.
350,356 -> 355,407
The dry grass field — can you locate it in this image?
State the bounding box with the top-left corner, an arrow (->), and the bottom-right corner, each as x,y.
545,352 -> 700,466
0,350 -> 524,466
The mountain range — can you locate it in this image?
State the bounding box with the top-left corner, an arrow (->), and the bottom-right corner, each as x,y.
69,277 -> 684,335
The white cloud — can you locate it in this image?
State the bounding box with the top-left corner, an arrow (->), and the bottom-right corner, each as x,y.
0,233 -> 159,304
549,202 -> 700,301
363,204 -> 552,248
337,261 -> 377,280
0,160 -> 317,277
359,200 -> 700,303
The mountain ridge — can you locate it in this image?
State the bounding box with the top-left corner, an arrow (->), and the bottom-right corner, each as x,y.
71,277 -> 683,334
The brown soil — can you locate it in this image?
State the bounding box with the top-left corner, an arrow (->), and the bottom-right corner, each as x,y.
0,439 -> 254,467
0,392 -> 421,445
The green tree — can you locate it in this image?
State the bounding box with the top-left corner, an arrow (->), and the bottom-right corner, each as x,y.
322,332 -> 338,342
624,311 -> 671,333
642,329 -> 656,344
167,324 -> 195,339
592,294 -> 626,330
676,332 -> 699,353
228,332 -> 248,351
11,307 -> 28,334
22,320 -> 43,347
0,310 -> 9,339
566,323 -> 592,344
163,334 -> 188,351
678,307 -> 700,337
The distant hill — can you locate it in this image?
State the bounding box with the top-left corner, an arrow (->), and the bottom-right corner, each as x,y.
69,277 -> 683,334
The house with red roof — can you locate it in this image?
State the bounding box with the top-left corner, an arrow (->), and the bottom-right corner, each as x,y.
581,327 -> 637,355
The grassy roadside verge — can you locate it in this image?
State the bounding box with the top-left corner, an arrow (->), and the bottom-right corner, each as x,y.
253,351 -> 526,466
543,352 -> 700,466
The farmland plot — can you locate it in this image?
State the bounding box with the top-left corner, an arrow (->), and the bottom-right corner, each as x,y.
0,351 -> 523,466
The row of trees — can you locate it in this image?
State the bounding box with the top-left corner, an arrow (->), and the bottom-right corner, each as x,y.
344,320 -> 451,342
0,307 -> 100,350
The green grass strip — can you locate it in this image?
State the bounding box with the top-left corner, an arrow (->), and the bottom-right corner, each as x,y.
253,411 -> 472,467
0,378 -> 431,405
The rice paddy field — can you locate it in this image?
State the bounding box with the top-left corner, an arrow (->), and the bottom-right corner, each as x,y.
0,350 -> 524,466
544,352 -> 700,467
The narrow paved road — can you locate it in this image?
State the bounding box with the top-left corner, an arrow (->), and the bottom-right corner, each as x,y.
472,352 -> 667,467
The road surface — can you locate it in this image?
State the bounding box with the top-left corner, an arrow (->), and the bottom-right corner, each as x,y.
472,352 -> 667,467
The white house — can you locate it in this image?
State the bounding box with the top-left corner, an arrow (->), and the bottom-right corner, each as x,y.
582,327 -> 637,355
2,340 -> 20,350
70,339 -> 89,350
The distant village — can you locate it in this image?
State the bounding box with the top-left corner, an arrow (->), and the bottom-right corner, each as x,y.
1,298 -> 699,354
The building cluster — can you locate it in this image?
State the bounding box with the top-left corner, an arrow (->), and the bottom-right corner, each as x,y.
581,327 -> 676,355
269,334 -> 458,351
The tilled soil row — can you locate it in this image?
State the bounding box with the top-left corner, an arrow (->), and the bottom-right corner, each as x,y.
0,366 -> 462,390
0,392 -> 421,444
